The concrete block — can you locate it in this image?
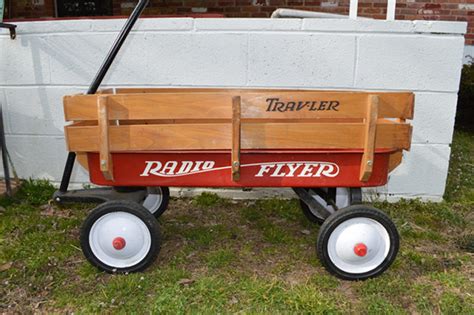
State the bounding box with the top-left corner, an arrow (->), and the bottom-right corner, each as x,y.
103,33 -> 152,85
247,33 -> 356,87
172,187 -> 296,199
302,19 -> 466,35
464,45 -> 474,64
195,18 -> 302,31
3,20 -> 92,35
47,33 -> 117,85
0,89 -> 7,133
303,19 -> 414,33
49,32 -> 248,86
412,20 -> 467,35
0,36 -> 51,85
356,35 -> 465,92
5,135 -> 89,183
387,144 -> 451,198
3,87 -> 83,136
411,93 -> 458,145
91,18 -> 194,32
141,33 -> 248,86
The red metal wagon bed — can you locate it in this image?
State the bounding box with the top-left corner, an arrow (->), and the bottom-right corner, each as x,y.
54,0 -> 414,280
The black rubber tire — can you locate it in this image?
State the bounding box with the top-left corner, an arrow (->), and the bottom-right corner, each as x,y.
80,200 -> 161,274
316,205 -> 399,281
144,187 -> 170,218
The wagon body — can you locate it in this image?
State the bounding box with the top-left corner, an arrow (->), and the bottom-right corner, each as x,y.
63,88 -> 414,188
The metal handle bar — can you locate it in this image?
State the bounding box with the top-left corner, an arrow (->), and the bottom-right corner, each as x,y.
59,0 -> 149,193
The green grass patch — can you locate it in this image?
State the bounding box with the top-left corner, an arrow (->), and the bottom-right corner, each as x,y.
205,248 -> 236,269
193,192 -> 229,207
14,179 -> 56,206
445,130 -> 474,202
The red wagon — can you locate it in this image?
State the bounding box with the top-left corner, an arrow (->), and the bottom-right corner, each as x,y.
54,0 -> 414,280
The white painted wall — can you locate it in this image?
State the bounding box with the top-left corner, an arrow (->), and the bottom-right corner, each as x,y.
0,18 -> 467,201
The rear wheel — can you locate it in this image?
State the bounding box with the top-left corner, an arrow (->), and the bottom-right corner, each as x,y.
142,187 -> 170,218
80,200 -> 161,273
316,205 -> 399,280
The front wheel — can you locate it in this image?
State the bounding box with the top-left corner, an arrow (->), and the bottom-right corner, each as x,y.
142,187 -> 170,218
316,205 -> 399,280
80,200 -> 161,273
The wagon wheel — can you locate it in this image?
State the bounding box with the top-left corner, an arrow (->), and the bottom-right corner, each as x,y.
317,205 -> 399,280
299,188 -> 361,224
142,187 -> 170,218
80,200 -> 161,273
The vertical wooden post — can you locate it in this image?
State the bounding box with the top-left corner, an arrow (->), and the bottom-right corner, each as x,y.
98,96 -> 114,181
359,95 -> 379,182
232,96 -> 241,182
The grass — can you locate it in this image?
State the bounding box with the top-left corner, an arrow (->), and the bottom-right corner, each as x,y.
0,130 -> 473,313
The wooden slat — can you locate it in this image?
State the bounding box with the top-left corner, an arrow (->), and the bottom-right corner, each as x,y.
65,122 -> 411,152
359,95 -> 379,182
64,94 -> 233,121
64,91 -> 414,121
242,92 -> 412,119
388,151 -> 403,173
97,96 -> 113,181
232,97 -> 241,182
77,153 -> 89,171
97,88 -> 115,95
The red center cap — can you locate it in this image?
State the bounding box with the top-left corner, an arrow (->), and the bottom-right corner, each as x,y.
112,237 -> 126,250
354,243 -> 367,257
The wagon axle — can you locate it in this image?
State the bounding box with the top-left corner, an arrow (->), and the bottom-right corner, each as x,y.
112,237 -> 126,250
354,243 -> 368,257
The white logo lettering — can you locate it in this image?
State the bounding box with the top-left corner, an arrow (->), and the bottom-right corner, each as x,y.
140,160 -> 216,177
255,162 -> 339,178
140,161 -> 339,178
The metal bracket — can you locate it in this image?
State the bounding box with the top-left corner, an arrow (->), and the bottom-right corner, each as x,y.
53,187 -> 148,205
0,23 -> 17,40
293,187 -> 333,220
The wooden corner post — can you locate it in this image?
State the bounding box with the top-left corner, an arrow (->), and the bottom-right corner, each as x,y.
97,96 -> 114,181
359,95 -> 379,182
232,96 -> 241,182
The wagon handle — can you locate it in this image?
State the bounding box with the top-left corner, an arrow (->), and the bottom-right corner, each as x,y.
58,0 -> 149,193
88,0 -> 150,95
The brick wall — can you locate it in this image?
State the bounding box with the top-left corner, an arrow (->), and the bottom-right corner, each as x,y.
5,0 -> 55,19
4,0 -> 474,44
115,0 -> 474,44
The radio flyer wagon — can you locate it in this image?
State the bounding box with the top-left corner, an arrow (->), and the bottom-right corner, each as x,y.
54,0 -> 414,280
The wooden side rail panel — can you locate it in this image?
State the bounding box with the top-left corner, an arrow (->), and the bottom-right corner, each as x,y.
232,96 -> 241,182
64,92 -> 414,121
65,122 -> 411,152
360,95 -> 379,182
97,96 -> 114,181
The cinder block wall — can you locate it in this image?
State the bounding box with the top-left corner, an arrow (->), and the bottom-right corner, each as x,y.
0,18 -> 466,201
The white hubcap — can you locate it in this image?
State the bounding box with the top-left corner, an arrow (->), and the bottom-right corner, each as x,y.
89,212 -> 152,268
327,217 -> 390,274
142,187 -> 163,214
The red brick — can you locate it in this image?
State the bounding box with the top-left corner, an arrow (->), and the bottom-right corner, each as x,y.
425,3 -> 441,9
